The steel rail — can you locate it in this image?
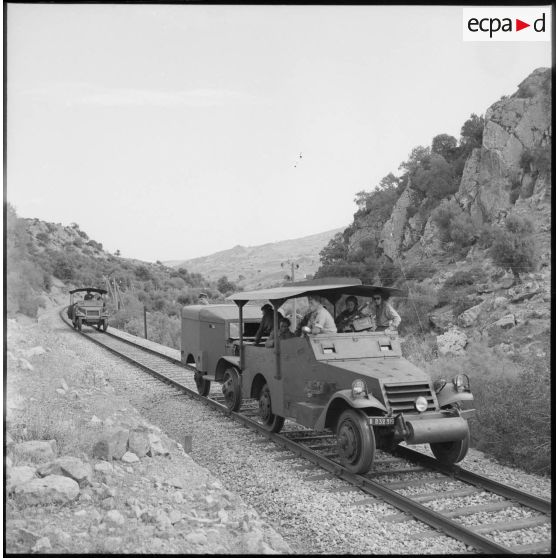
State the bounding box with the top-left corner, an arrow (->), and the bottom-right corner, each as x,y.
60,310 -> 550,554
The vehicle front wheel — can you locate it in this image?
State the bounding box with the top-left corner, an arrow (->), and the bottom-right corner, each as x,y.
194,371 -> 211,397
258,384 -> 284,433
222,367 -> 242,412
430,428 -> 470,465
336,409 -> 375,474
76,317 -> 82,331
102,319 -> 108,332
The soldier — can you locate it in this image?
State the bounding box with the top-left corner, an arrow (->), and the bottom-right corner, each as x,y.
366,292 -> 401,332
335,295 -> 360,332
265,318 -> 296,348
198,293 -> 210,305
254,304 -> 275,344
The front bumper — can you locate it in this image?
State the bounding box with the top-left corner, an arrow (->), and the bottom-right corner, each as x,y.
404,415 -> 469,444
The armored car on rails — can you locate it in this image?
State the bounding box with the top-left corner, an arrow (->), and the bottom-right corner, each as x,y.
183,278 -> 475,474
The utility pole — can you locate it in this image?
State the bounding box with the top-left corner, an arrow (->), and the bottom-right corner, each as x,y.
281,260 -> 300,332
144,306 -> 148,339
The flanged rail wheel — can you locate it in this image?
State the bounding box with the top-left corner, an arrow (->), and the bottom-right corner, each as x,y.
258,384 -> 284,433
76,317 -> 82,331
102,319 -> 108,332
430,428 -> 470,465
336,409 -> 375,474
194,371 -> 211,397
222,367 -> 242,412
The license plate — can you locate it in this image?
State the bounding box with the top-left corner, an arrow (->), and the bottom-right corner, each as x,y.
368,417 -> 395,426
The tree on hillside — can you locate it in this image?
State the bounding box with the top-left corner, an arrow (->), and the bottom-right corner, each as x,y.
217,275 -> 237,294
490,216 -> 538,280
432,134 -> 458,161
460,114 -> 484,148
412,154 -> 457,199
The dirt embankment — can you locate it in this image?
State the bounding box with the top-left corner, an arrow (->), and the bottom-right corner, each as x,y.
5,307 -> 290,554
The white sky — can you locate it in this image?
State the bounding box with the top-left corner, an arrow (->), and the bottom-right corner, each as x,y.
7,4 -> 551,262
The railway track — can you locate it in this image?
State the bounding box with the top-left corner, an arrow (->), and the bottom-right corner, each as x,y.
60,309 -> 552,554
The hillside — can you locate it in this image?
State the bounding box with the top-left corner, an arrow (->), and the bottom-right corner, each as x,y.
166,228 -> 343,289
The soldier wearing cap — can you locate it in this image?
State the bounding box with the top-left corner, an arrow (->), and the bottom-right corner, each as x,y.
198,293 -> 210,305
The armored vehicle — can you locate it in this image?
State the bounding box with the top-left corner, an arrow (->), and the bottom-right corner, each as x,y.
67,288 -> 110,332
187,278 -> 475,473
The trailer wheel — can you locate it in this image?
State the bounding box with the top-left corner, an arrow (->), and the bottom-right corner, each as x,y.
430,428 -> 470,465
258,384 -> 284,433
222,367 -> 242,412
194,371 -> 211,397
336,409 -> 375,474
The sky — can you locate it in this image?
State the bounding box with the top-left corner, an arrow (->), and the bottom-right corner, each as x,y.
7,4 -> 552,262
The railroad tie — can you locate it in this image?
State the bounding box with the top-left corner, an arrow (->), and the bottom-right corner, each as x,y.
304,473 -> 333,482
470,515 -> 549,534
444,500 -> 516,518
410,487 -> 480,503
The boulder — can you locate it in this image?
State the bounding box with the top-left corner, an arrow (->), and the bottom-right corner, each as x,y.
15,475 -> 79,505
147,433 -> 169,457
492,314 -> 516,329
105,509 -> 125,526
7,465 -> 36,492
457,303 -> 483,328
511,290 -> 543,304
37,456 -> 92,487
60,378 -> 69,391
92,428 -> 129,460
121,452 -> 139,464
94,461 -> 114,473
31,537 -> 51,552
14,440 -> 57,463
128,427 -> 150,458
437,327 -> 468,356
185,531 -> 207,545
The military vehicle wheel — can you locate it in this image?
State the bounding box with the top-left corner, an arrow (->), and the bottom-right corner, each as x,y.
430,429 -> 470,465
76,318 -> 82,331
194,371 -> 211,397
336,409 -> 375,474
102,319 -> 108,332
222,367 -> 242,412
258,384 -> 284,433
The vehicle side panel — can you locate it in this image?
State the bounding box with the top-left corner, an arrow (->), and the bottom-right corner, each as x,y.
242,345 -> 284,413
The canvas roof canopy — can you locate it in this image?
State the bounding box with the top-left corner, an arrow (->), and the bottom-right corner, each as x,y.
70,288 -> 108,295
227,278 -> 406,306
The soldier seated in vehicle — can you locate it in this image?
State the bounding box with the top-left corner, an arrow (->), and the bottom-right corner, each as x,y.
84,292 -> 94,300
335,296 -> 361,332
301,295 -> 337,335
265,318 -> 296,348
254,304 -> 275,345
363,292 -> 401,332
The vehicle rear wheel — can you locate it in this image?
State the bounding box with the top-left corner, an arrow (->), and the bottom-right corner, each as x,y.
76,317 -> 82,331
258,384 -> 284,433
194,371 -> 211,397
222,367 -> 242,412
430,428 -> 470,465
336,409 -> 375,474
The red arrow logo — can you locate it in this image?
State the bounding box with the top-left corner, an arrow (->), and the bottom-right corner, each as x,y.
516,19 -> 530,31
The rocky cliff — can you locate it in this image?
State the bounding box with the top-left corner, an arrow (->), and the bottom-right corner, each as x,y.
361,68 -> 551,266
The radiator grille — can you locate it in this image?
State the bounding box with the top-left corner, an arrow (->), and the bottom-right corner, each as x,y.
86,310 -> 100,317
383,382 -> 437,414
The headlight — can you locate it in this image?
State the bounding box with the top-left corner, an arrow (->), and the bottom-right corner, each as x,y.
415,396 -> 428,412
351,379 -> 367,399
453,374 -> 470,392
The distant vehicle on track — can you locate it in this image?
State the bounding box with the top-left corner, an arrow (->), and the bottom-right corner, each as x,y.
67,288 -> 110,332
181,277 -> 475,473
